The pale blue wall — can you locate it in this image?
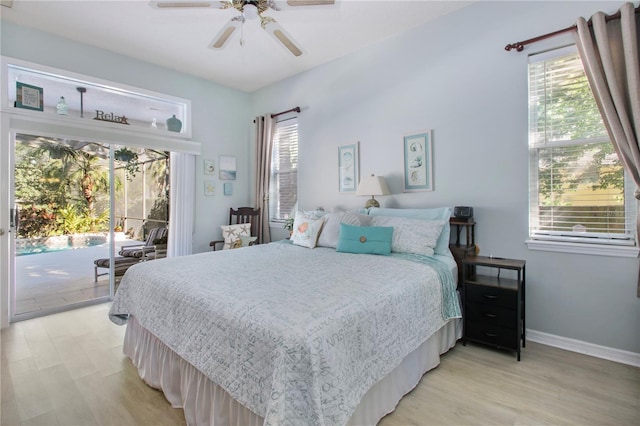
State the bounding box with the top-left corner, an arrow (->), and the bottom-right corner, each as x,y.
2,1 -> 638,354
1,20 -> 252,253
251,1 -> 640,353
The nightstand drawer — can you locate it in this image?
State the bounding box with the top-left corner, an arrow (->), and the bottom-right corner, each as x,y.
466,302 -> 517,328
466,323 -> 517,349
465,284 -> 517,309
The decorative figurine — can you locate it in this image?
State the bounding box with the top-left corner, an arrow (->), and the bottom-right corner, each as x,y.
166,114 -> 182,133
56,96 -> 68,115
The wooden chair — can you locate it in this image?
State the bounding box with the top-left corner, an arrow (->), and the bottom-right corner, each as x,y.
210,207 -> 261,251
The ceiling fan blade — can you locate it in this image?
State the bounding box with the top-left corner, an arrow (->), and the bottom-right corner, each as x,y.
273,0 -> 334,11
262,19 -> 303,57
210,18 -> 241,49
149,1 -> 223,9
286,0 -> 334,5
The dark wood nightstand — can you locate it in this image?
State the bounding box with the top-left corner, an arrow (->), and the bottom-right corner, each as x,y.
462,256 -> 526,361
449,217 -> 476,286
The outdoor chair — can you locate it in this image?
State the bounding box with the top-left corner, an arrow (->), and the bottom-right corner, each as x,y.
93,256 -> 141,282
93,227 -> 168,282
119,227 -> 168,259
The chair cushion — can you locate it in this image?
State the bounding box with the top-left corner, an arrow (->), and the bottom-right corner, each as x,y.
119,247 -> 145,258
240,235 -> 258,247
119,228 -> 167,257
94,256 -> 140,267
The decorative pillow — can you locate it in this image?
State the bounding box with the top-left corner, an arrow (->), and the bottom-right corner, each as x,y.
240,235 -> 258,247
221,223 -> 251,250
317,211 -> 372,248
336,223 -> 393,256
301,209 -> 327,219
290,212 -> 325,248
370,216 -> 445,257
367,207 -> 453,256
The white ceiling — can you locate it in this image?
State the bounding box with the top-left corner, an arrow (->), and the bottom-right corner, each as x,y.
1,0 -> 474,93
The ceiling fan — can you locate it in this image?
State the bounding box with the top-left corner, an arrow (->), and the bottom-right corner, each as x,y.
149,0 -> 335,57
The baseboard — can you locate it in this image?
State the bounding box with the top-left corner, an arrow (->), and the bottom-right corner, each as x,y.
527,329 -> 640,367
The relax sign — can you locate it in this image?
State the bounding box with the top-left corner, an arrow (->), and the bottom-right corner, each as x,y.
94,110 -> 129,125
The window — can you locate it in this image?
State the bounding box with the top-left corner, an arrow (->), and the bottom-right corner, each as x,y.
528,47 -> 635,249
269,117 -> 298,222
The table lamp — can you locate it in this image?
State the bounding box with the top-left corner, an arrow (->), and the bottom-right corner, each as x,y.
356,174 -> 390,208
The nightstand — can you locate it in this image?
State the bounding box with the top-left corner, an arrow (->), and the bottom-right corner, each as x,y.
462,256 -> 526,361
449,217 -> 476,286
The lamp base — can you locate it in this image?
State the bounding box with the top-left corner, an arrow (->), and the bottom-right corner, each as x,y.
364,198 -> 380,208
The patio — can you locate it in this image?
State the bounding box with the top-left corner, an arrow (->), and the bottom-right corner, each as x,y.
14,239 -> 142,317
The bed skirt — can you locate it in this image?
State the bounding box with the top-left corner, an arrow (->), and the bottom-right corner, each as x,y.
124,316 -> 462,426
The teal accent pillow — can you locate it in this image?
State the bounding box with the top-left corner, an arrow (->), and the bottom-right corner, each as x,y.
336,223 -> 393,255
367,207 -> 452,257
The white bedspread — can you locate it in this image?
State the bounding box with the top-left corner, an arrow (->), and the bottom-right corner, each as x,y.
109,241 -> 460,426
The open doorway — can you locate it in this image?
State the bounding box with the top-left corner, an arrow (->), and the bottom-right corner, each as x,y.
11,134 -> 169,321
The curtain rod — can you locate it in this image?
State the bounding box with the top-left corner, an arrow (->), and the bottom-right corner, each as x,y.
505,5 -> 639,52
271,106 -> 301,118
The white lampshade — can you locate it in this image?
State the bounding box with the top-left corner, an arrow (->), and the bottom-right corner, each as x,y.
356,174 -> 391,208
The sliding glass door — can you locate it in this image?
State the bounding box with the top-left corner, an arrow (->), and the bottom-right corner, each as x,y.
10,133 -> 169,321
1,57 -> 189,326
11,133 -> 113,320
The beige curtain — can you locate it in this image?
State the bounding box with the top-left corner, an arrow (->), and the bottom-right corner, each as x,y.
574,2 -> 640,296
254,115 -> 274,244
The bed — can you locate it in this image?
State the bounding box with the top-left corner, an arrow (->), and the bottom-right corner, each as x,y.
109,208 -> 462,426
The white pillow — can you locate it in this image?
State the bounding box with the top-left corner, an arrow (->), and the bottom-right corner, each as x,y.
370,216 -> 445,256
291,212 -> 325,248
240,235 -> 258,247
221,223 -> 251,250
317,211 -> 372,248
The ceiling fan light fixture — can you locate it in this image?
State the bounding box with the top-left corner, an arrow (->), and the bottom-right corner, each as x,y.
243,3 -> 259,20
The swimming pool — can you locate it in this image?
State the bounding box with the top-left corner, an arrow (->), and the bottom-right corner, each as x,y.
15,234 -> 107,256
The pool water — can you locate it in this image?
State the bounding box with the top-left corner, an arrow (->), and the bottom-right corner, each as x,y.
15,235 -> 107,256
16,242 -> 103,256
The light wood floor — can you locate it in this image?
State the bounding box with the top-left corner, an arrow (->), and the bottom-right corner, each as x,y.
1,303 -> 638,426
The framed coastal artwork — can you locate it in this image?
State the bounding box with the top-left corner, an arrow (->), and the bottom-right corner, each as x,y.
338,142 -> 359,193
204,180 -> 216,196
204,159 -> 216,175
403,131 -> 433,192
219,155 -> 236,180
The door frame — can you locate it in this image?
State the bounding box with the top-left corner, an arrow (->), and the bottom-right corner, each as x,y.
0,57 -> 198,327
6,126 -> 118,323
1,112 -> 194,327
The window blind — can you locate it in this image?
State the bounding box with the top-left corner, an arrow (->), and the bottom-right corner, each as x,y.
269,118 -> 298,221
528,49 -> 634,245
